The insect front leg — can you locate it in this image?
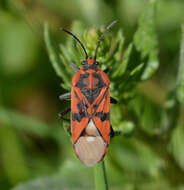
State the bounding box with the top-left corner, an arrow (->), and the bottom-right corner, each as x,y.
58,107 -> 71,121
59,92 -> 71,101
70,62 -> 79,72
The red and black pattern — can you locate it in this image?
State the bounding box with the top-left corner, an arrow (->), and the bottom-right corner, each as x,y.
71,58 -> 111,145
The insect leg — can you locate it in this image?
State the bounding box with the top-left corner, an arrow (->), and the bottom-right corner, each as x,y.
110,97 -> 118,104
59,92 -> 71,101
103,68 -> 109,73
110,125 -> 115,138
70,62 -> 79,72
111,126 -> 121,137
58,107 -> 71,121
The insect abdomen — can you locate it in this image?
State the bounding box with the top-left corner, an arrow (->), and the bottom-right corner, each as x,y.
74,119 -> 107,166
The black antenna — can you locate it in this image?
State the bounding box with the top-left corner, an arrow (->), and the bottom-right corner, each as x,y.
61,28 -> 88,59
94,20 -> 117,60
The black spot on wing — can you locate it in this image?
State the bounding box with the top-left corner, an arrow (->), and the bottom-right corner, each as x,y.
95,112 -> 110,121
93,104 -> 98,109
72,112 -> 86,122
72,94 -> 87,122
80,129 -> 86,136
82,88 -> 101,104
92,72 -> 106,88
77,102 -> 88,113
75,72 -> 89,89
75,71 -> 107,104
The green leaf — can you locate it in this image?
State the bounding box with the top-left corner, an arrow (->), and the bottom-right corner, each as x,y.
112,43 -> 132,78
115,121 -> 135,137
11,176 -> 88,190
168,124 -> 184,170
44,22 -> 71,90
110,137 -> 162,177
110,106 -> 135,136
114,29 -> 125,62
130,62 -> 144,76
0,18 -> 39,76
134,0 -> 159,80
0,107 -> 53,138
128,94 -> 167,135
176,25 -> 184,104
0,126 -> 29,184
12,159 -> 94,190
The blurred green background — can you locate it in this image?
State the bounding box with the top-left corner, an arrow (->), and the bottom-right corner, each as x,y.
0,0 -> 184,190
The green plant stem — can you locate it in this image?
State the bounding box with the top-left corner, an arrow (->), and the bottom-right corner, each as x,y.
94,161 -> 108,190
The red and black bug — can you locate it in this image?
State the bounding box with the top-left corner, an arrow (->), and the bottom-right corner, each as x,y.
59,21 -> 117,166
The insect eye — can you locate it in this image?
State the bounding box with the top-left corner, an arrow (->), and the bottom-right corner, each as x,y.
81,61 -> 87,65
95,62 -> 99,65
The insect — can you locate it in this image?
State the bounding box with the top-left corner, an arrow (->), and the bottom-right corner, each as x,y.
59,21 -> 117,166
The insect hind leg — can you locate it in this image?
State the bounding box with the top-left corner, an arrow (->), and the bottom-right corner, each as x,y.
110,97 -> 118,104
70,62 -> 79,72
103,68 -> 109,73
110,125 -> 114,138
